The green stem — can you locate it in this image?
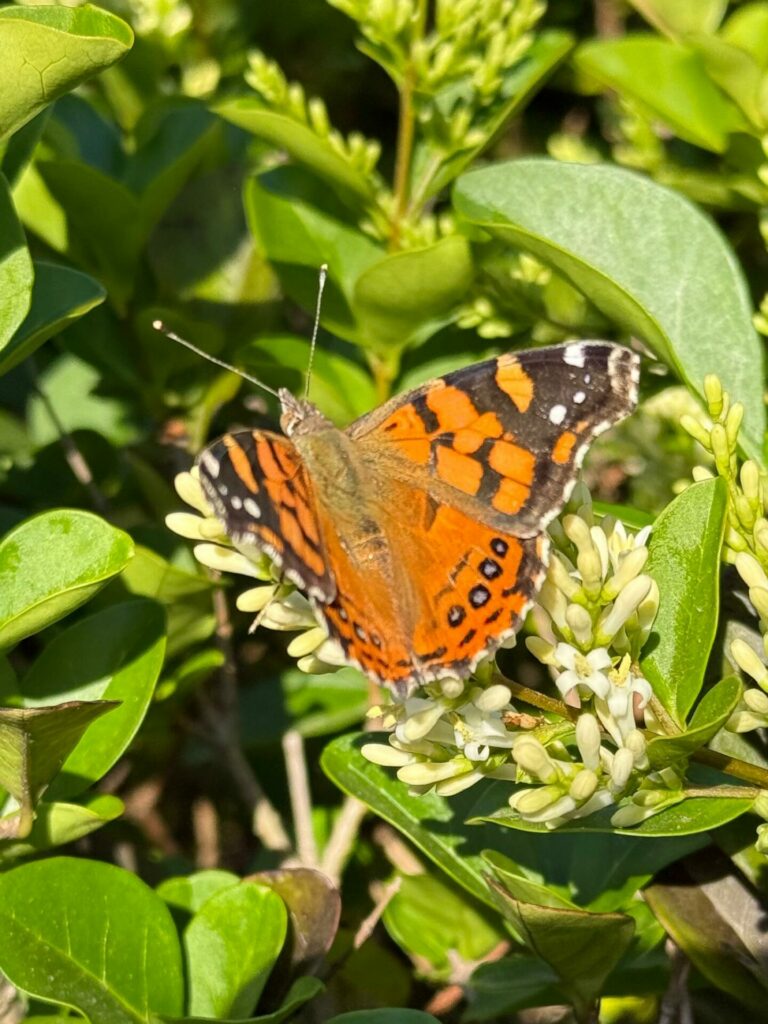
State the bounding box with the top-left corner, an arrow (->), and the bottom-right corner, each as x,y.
390,0 -> 428,249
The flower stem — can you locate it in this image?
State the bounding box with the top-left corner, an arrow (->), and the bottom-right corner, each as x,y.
390,0 -> 428,249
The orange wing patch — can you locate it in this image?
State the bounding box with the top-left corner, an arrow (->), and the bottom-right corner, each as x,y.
552,430 -> 577,465
314,482 -> 547,690
495,355 -> 534,412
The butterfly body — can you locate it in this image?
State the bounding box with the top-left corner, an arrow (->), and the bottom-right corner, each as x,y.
198,342 -> 639,691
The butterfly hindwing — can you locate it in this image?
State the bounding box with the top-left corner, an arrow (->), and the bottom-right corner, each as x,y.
197,430 -> 335,600
349,342 -> 639,537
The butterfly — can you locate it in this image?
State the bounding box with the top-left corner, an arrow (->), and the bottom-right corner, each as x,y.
197,342 -> 639,691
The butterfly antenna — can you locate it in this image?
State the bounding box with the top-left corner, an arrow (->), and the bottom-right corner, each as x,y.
152,320 -> 281,399
304,263 -> 328,400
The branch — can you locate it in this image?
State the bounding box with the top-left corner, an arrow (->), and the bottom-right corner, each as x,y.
282,728 -> 319,867
321,794 -> 368,884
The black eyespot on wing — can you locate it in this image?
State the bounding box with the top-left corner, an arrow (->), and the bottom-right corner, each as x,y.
479,558 -> 502,579
491,538 -> 509,557
448,605 -> 466,627
469,585 -> 491,608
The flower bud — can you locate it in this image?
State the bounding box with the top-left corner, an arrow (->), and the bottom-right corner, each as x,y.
174,471 -> 211,516
400,702 -> 445,742
511,785 -> 563,815
548,553 -> 582,599
525,636 -> 557,665
398,760 -> 464,786
512,736 -> 558,783
595,575 -> 653,644
754,791 -> 768,821
731,638 -> 768,689
236,585 -> 277,612
745,688 -> 768,714
193,543 -> 267,579
610,747 -> 635,790
565,604 -> 593,647
439,677 -> 465,699
704,374 -> 723,418
287,626 -> 327,658
602,547 -> 649,601
361,743 -> 413,767
680,414 -> 712,450
475,684 -> 512,712
575,713 -> 601,770
569,768 -> 598,803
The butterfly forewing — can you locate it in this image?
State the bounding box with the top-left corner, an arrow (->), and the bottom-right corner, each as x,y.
197,429 -> 335,601
349,342 -> 639,538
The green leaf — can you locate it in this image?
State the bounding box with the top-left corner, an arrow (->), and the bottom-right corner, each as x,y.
0,173 -> 33,350
0,794 -> 123,862
383,873 -> 503,981
244,168 -> 382,343
0,4 -> 133,141
16,600 -> 165,798
36,161 -> 142,309
240,335 -> 377,423
216,97 -> 376,202
628,0 -> 728,36
691,34 -> 767,128
0,509 -> 133,651
353,236 -> 474,352
574,36 -> 747,152
322,733 -> 498,908
184,881 -> 287,1019
0,261 -> 105,376
722,3 -> 768,68
249,867 -> 341,970
0,701 -> 116,837
481,794 -> 755,837
162,976 -> 324,1024
453,159 -> 766,461
641,478 -> 727,725
488,880 -> 635,1017
479,828 -> 706,913
419,30 -> 573,200
464,954 -> 561,1020
1,108 -> 49,185
645,851 -> 768,1007
157,870 -> 240,916
0,856 -> 183,1022
646,675 -> 743,768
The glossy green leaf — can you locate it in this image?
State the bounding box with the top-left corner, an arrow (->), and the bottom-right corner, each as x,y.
722,3 -> 768,67
121,545 -> 212,602
691,34 -> 767,128
628,0 -> 728,36
0,509 -> 133,651
0,173 -> 33,350
488,880 -> 635,1017
0,701 -> 116,837
464,954 -> 561,1020
16,600 -> 165,798
163,976 -> 324,1024
646,675 -> 743,768
322,733 -> 499,908
453,160 -> 766,461
240,335 -> 377,423
481,793 -> 755,837
0,5 -> 133,141
353,235 -> 474,351
0,794 -> 123,862
157,870 -> 239,916
36,161 -> 142,308
244,168 -> 382,343
645,849 -> 768,1007
419,30 -> 573,199
383,873 -> 503,981
642,478 -> 727,725
574,36 -> 747,152
216,97 -> 376,202
184,881 -> 287,1019
250,867 -> 341,970
479,831 -> 705,914
0,261 -> 105,376
0,856 -> 183,1022
1,108 -> 49,185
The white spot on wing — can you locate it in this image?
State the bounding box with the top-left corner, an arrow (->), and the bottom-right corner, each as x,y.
549,404 -> 567,425
200,450 -> 220,477
563,346 -> 586,368
243,497 -> 261,518
574,391 -> 586,404
231,496 -> 242,510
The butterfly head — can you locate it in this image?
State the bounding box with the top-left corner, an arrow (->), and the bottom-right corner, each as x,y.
279,388 -> 332,437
